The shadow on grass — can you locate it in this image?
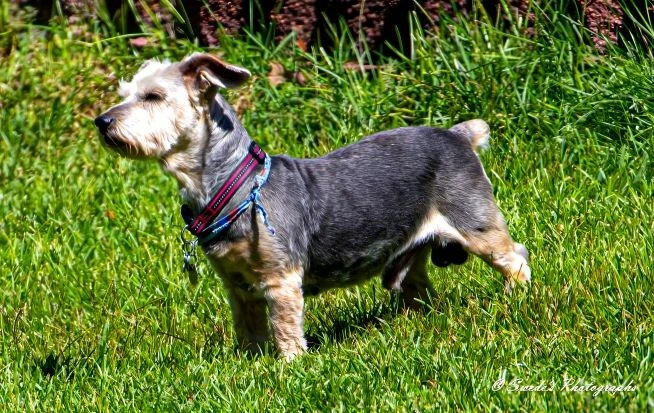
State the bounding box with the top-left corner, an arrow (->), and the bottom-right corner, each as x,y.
36,352 -> 75,380
305,300 -> 399,351
304,287 -> 482,351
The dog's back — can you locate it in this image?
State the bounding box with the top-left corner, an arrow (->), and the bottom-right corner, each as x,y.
264,126 -> 499,292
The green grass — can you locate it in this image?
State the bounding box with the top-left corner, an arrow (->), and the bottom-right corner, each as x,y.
1,4 -> 653,411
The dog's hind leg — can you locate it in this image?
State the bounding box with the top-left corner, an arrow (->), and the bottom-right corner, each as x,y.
458,216 -> 530,292
443,119 -> 530,290
383,244 -> 435,309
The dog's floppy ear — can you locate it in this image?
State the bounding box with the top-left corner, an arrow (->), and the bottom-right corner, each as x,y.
181,53 -> 251,93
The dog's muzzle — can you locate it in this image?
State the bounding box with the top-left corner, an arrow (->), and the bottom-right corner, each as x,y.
94,114 -> 127,150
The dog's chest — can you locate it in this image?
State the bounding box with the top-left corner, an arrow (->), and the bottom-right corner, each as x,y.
203,234 -> 293,292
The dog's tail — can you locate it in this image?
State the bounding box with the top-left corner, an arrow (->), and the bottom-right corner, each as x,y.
448,119 -> 490,152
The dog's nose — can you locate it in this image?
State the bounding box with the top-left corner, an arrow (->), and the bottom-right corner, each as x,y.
94,114 -> 114,132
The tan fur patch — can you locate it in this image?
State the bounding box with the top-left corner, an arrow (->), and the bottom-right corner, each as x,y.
206,221 -> 306,360
460,218 -> 531,289
207,222 -> 294,290
263,269 -> 307,360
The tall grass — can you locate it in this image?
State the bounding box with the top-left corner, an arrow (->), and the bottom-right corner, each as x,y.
0,1 -> 652,410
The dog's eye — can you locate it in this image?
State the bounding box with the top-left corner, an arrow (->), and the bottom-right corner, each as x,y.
143,92 -> 164,102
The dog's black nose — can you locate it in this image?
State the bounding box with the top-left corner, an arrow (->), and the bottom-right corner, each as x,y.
94,114 -> 114,132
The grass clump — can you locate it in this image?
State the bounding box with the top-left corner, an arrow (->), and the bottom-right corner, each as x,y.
0,3 -> 652,411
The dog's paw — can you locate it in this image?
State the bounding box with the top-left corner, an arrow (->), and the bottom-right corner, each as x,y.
504,260 -> 531,294
280,339 -> 308,361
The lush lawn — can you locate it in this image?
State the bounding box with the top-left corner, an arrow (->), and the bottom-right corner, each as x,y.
1,5 -> 652,411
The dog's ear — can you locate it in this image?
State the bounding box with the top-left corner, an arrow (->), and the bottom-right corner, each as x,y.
181,53 -> 251,94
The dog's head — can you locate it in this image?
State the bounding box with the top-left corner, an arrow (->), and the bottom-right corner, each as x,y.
94,53 -> 250,159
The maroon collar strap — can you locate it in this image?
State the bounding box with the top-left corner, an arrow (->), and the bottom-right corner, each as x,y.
184,141 -> 266,236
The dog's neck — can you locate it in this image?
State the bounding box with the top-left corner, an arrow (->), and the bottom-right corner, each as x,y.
161,94 -> 252,214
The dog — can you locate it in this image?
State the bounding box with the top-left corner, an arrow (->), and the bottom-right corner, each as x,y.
95,53 -> 531,360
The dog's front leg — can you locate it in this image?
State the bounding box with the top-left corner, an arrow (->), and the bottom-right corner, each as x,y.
226,287 -> 270,356
262,271 -> 307,360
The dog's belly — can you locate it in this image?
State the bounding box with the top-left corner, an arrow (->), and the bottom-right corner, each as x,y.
302,232 -> 423,296
301,208 -> 467,295
303,241 -> 395,295
302,260 -> 386,296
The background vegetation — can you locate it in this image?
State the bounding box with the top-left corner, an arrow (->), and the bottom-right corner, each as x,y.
0,0 -> 652,410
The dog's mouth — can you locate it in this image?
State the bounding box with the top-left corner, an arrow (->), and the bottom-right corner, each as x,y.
98,131 -> 146,159
100,132 -> 130,152
102,133 -> 125,148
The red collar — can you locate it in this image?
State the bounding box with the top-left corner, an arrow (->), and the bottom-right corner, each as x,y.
182,141 -> 266,236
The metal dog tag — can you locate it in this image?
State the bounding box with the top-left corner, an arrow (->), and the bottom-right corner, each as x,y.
183,250 -> 199,286
181,227 -> 199,286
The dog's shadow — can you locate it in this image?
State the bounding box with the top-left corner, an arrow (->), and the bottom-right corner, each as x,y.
305,300 -> 396,350
303,288 -> 472,351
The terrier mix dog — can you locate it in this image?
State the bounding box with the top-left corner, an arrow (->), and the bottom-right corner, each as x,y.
95,53 -> 530,360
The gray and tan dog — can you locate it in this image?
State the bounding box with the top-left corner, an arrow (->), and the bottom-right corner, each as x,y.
95,53 -> 531,360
